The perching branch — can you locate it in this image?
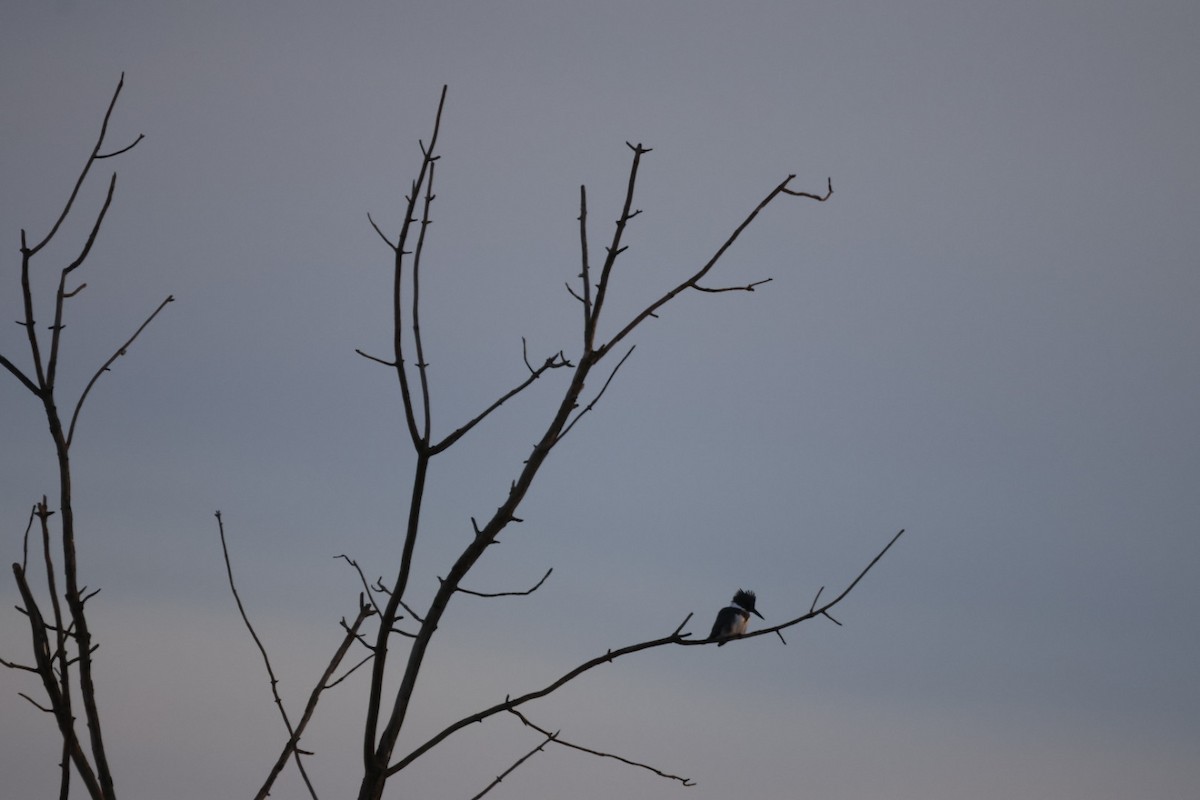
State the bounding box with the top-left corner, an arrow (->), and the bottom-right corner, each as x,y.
389,530 -> 902,775
351,89 -> 857,800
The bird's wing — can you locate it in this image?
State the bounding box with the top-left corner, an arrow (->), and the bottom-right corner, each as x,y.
709,607 -> 736,640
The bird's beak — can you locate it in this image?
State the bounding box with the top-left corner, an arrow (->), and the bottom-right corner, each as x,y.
752,609 -> 765,620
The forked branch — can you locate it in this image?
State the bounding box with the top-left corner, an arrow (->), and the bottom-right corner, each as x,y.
469,729 -> 559,800
2,72 -> 152,800
67,295 -> 175,448
597,174 -> 833,359
215,511 -> 319,800
508,708 -> 694,787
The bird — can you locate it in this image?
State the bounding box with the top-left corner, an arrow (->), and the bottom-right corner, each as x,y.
708,589 -> 764,646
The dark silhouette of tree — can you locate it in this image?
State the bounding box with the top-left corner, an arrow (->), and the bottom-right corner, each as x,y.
4,78 -> 902,800
219,86 -> 898,800
1,74 -> 166,800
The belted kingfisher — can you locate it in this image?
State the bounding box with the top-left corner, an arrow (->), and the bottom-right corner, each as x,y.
708,589 -> 764,645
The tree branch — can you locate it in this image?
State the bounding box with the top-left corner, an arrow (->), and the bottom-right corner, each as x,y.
598,174 -> 833,359
215,511 -> 320,800
456,567 -> 553,598
389,530 -> 902,774
556,345 -> 635,442
0,352 -> 39,395
693,276 -> 773,293
254,598 -> 374,800
469,729 -> 558,800
366,212 -> 396,250
67,295 -> 174,448
584,143 -> 649,350
24,73 -> 140,258
429,347 -> 571,455
11,562 -> 103,799
508,708 -> 694,786
336,554 -> 382,616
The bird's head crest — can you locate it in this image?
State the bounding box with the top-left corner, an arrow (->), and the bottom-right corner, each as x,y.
733,589 -> 757,609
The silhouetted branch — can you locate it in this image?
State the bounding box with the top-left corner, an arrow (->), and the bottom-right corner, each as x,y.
11,562 -> 103,799
336,555 -> 382,615
23,72 -> 140,258
509,708 -> 694,786
355,348 -> 398,368
583,143 -> 649,350
367,212 -> 396,250
216,511 -> 320,800
254,597 -> 374,800
95,133 -> 145,160
577,185 -> 594,329
726,529 -> 905,645
0,352 -> 38,395
347,88 -> 863,800
409,157 -> 437,445
469,729 -> 558,800
327,653 -> 375,689
780,176 -> 834,201
2,73 -> 156,800
429,347 -> 572,455
390,530 -> 901,774
67,295 -> 174,448
598,173 -> 834,359
457,567 -> 553,598
693,276 -> 773,293
557,345 -> 635,442
45,174 -> 117,391
18,691 -> 54,713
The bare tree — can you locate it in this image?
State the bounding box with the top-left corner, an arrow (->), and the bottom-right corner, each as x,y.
1,75 -> 168,800
217,86 -> 901,800
2,77 -> 901,800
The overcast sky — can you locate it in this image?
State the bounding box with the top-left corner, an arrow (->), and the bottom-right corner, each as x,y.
2,2 -> 1198,798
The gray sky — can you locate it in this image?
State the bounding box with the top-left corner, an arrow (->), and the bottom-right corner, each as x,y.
3,1 -> 1198,798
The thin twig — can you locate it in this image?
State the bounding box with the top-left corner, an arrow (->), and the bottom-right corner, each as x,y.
67,295 -> 174,448
509,708 -> 694,786
355,348 -> 398,367
254,599 -> 374,800
597,174 -> 833,360
215,512 -> 320,800
469,730 -> 559,800
327,653 -> 375,689
457,567 -> 553,598
429,349 -> 571,455
24,73 -> 139,258
335,555 -> 381,615
693,277 -> 773,293
557,345 -> 636,442
46,173 -> 119,391
367,212 -> 397,250
779,176 -> 834,201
